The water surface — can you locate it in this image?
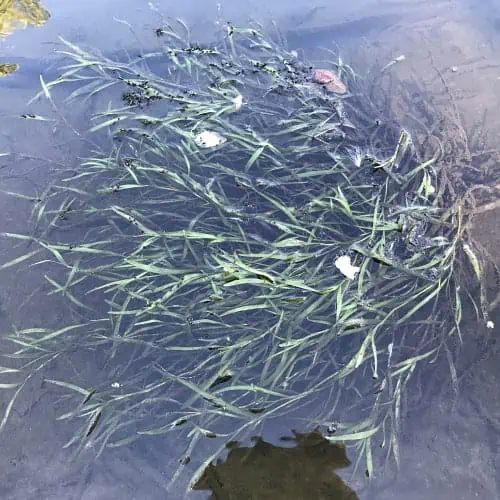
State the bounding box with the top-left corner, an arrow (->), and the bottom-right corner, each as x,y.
0,1 -> 499,499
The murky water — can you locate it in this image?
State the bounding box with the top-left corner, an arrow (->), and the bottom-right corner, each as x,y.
1,1 -> 499,499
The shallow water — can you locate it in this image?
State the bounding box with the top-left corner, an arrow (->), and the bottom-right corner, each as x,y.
1,1 -> 499,499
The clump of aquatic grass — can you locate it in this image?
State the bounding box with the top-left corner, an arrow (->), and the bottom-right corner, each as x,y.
0,17 -> 494,489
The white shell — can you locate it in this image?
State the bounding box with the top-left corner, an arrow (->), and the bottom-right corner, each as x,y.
486,320 -> 495,329
194,130 -> 227,149
232,94 -> 243,111
335,255 -> 360,281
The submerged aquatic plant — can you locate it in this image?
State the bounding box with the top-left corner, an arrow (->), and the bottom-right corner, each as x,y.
0,14 -> 494,490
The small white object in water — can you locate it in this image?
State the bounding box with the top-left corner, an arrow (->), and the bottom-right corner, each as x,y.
194,130 -> 227,148
347,146 -> 364,167
232,94 -> 243,111
422,172 -> 435,196
335,255 -> 360,280
381,54 -> 406,72
486,320 -> 495,329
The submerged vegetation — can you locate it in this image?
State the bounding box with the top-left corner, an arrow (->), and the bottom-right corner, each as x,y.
0,13 -> 496,489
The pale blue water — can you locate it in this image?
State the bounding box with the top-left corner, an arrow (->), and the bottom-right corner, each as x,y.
0,1 -> 499,499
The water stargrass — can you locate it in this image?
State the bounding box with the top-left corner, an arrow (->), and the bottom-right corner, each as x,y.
0,16 -> 494,490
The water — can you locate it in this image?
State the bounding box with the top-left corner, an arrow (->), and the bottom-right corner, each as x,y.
1,1 -> 499,499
